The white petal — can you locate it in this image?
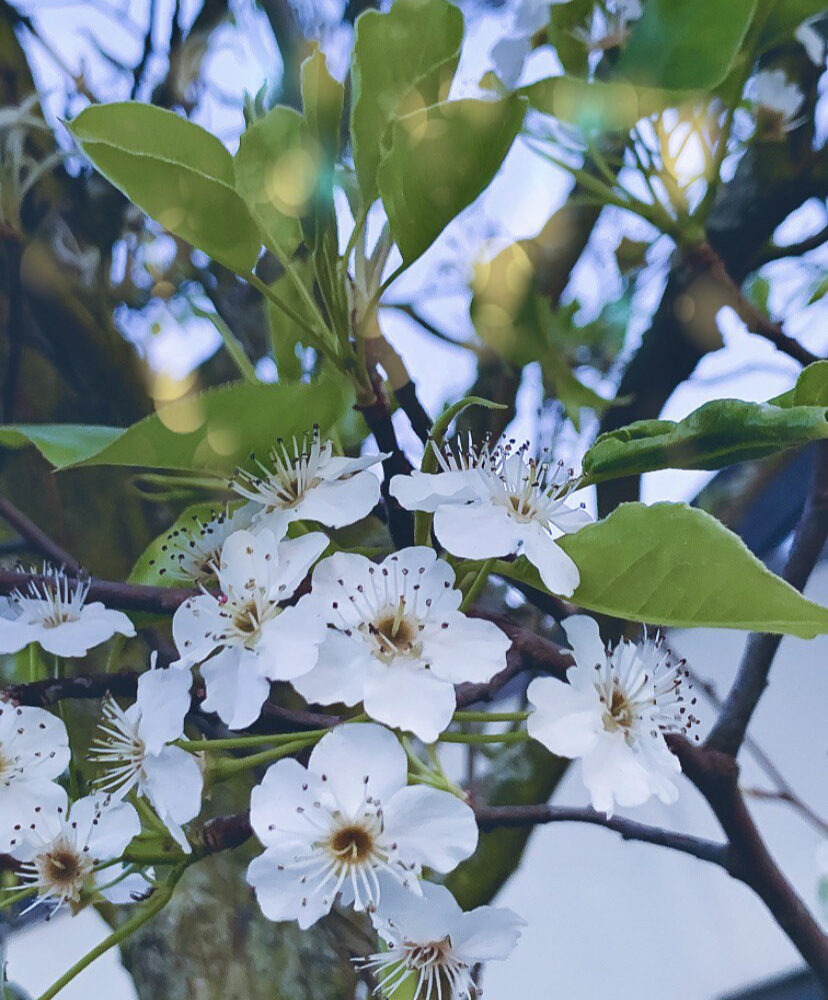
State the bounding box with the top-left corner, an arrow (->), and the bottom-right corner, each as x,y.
250,757 -> 325,845
580,730 -> 655,814
434,501 -> 521,559
0,618 -> 38,654
520,522 -> 580,596
217,528 -> 276,596
561,615 -> 606,672
0,704 -> 69,780
527,676 -> 603,758
269,531 -> 330,596
383,785 -> 478,873
78,797 -> 141,860
363,665 -> 456,744
0,780 -> 68,854
246,849 -> 331,928
455,903 -> 525,962
390,469 -> 481,512
547,500 -> 593,535
256,600 -> 324,682
289,631 -> 372,707
137,667 -> 192,754
491,34 -> 530,88
296,472 -> 380,527
319,452 -> 384,481
171,594 -> 223,668
143,746 -> 203,828
420,613 -> 510,684
34,605 -> 134,657
308,723 -> 407,814
371,878 -> 459,944
200,648 -> 271,730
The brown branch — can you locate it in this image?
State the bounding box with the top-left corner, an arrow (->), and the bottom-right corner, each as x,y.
706,441 -> 828,756
0,568 -> 194,613
668,737 -> 828,982
750,224 -> 828,268
474,804 -> 732,869
0,497 -> 81,574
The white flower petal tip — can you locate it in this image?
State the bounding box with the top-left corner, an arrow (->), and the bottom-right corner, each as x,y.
11,794 -> 141,917
246,724 -> 477,927
391,436 -> 590,597
361,881 -> 523,999
0,704 -> 70,854
88,658 -> 203,848
171,525 -> 327,728
292,548 -> 510,741
528,615 -> 700,813
0,566 -> 135,657
146,503 -> 254,585
229,426 -> 383,529
746,69 -> 805,137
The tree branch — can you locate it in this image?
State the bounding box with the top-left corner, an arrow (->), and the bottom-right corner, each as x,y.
474,803 -> 732,869
706,441 -> 828,756
0,568 -> 194,612
0,496 -> 81,574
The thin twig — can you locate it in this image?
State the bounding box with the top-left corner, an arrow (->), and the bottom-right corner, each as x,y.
0,498 -> 81,574
0,568 -> 193,612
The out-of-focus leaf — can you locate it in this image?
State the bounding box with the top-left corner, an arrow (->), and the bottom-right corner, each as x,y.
265,266 -> 316,380
301,45 -> 344,159
1,380 -> 349,473
770,361 -> 828,408
807,275 -> 828,306
521,76 -> 696,132
745,274 -> 771,314
67,103 -> 262,273
378,97 -> 525,265
496,502 -> 828,636
350,0 -> 464,205
617,0 -> 757,89
583,386 -> 828,484
545,0 -> 593,78
542,345 -> 627,431
615,236 -> 650,274
755,0 -> 824,52
233,106 -> 310,260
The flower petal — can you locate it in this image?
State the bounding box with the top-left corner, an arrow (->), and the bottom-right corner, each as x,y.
308,723 -> 407,814
296,473 -> 380,528
455,903 -> 525,962
383,785 -> 478,873
171,594 -> 223,668
561,615 -> 606,672
137,667 -> 192,754
390,469 -> 482,512
200,648 -> 271,730
257,600 -> 324,682
246,849 -> 332,928
527,676 -> 602,758
289,631 -> 372,707
520,522 -> 580,596
250,757 -> 325,845
421,613 -> 510,684
363,665 -> 456,744
434,502 -> 521,559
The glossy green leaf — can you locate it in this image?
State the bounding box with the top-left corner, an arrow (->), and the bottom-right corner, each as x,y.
616,0 -> 757,89
582,394 -> 828,484
350,0 -> 464,204
378,97 -> 525,265
68,103 -> 262,273
233,106 -> 310,260
496,502 -> 828,637
1,379 -> 348,473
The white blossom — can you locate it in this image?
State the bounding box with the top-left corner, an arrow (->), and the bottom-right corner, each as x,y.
746,69 -> 804,136
0,704 -> 69,853
246,724 -> 478,929
88,659 -> 202,852
10,794 -> 142,915
0,568 -> 135,657
292,548 -> 511,743
390,439 -> 591,597
795,21 -> 825,67
147,504 -> 254,585
363,879 -> 524,1000
527,615 -> 697,815
172,525 -> 328,729
229,426 -> 384,531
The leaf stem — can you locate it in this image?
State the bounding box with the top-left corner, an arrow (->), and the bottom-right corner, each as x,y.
459,558 -> 495,612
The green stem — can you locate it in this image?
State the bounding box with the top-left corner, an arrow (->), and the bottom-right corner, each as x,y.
36,865 -> 186,1000
452,711 -> 530,723
438,730 -> 529,745
208,735 -> 320,781
0,885 -> 38,913
190,304 -> 258,383
52,655 -> 81,801
177,729 -> 329,752
459,559 -> 495,612
245,272 -> 328,353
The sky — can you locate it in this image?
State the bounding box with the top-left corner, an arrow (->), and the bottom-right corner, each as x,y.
4,1 -> 828,997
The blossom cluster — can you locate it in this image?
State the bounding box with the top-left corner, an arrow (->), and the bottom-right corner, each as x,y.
0,429 -> 698,997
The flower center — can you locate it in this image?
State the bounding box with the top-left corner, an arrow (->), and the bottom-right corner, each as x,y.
328,824 -> 375,861
232,601 -> 261,635
602,685 -> 634,733
37,842 -> 92,899
365,599 -> 422,663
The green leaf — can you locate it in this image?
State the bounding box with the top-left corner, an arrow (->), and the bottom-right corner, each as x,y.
378,97 -> 526,265
770,361 -> 828,408
350,0 -> 464,204
542,346 -> 627,432
755,0 -> 823,52
496,503 -> 828,637
1,379 -> 349,473
233,106 -> 311,260
67,103 -> 262,274
582,394 -> 828,484
616,0 -> 757,89
265,266 -> 317,380
546,0 -> 594,78
301,45 -> 344,157
521,77 -> 696,133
